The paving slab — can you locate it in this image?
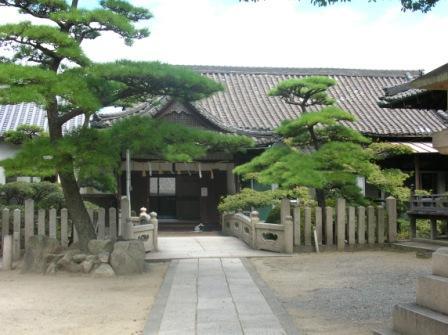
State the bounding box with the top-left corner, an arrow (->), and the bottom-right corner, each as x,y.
144,258 -> 297,335
145,236 -> 290,260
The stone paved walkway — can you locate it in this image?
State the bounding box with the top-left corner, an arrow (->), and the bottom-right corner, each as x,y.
145,236 -> 288,261
144,258 -> 295,335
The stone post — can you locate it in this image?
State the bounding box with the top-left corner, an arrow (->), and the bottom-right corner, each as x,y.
13,209 -> 20,261
386,196 -> 397,242
150,212 -> 158,251
49,208 -> 57,239
120,196 -> 131,240
315,207 -> 322,245
280,198 -> 290,225
348,206 -> 356,246
250,211 -> 259,249
293,205 -> 301,246
24,199 -> 34,249
358,206 -> 366,245
109,207 -> 117,240
336,198 -> 346,251
325,207 -> 334,246
97,208 -> 106,240
367,206 -> 376,245
304,207 -> 312,246
284,215 -> 294,254
2,208 -> 9,241
377,206 -> 385,245
2,235 -> 12,270
37,209 -> 45,236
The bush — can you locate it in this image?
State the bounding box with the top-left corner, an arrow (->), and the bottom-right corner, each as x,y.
0,181 -> 35,205
0,181 -> 66,209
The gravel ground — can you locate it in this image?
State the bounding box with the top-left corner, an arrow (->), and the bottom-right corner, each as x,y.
0,263 -> 168,335
250,250 -> 431,335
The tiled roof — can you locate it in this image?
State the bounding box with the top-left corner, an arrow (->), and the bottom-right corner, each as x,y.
0,103 -> 85,135
188,66 -> 446,138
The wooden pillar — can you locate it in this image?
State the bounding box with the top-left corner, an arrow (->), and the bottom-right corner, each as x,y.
431,219 -> 438,240
226,164 -> 236,195
414,156 -> 421,190
293,206 -> 301,246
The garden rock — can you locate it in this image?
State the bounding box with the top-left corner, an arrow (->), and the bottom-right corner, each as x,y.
45,262 -> 57,275
81,260 -> 94,273
87,239 -> 113,255
72,254 -> 87,263
98,252 -> 110,263
92,263 -> 115,277
110,240 -> 145,275
23,236 -> 62,273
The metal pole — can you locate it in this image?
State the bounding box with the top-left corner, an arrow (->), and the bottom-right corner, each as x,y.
126,149 -> 131,209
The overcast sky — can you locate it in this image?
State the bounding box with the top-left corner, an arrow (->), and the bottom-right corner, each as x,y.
1,0 -> 447,72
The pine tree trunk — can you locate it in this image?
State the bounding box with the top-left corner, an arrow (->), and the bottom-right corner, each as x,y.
316,189 -> 326,209
59,170 -> 96,250
47,102 -> 96,251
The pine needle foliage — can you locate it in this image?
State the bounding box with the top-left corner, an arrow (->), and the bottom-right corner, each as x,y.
0,0 -> 227,249
234,76 -> 411,206
2,116 -> 254,193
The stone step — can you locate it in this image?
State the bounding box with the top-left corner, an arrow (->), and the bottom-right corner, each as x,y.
393,303 -> 448,335
432,247 -> 448,277
417,275 -> 448,315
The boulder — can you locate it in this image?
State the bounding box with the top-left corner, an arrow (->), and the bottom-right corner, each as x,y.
92,263 -> 115,277
87,239 -> 113,255
98,252 -> 110,263
45,262 -> 57,275
72,254 -> 87,263
110,240 -> 145,275
81,260 -> 94,273
23,236 -> 62,273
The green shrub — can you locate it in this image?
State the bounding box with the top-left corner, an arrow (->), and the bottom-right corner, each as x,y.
38,191 -> 65,210
0,181 -> 35,205
31,181 -> 61,203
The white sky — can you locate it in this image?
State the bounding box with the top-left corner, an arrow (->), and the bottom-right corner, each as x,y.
1,0 -> 447,72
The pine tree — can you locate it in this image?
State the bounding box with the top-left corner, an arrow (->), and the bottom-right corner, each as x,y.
0,1 -> 225,250
234,76 -> 410,207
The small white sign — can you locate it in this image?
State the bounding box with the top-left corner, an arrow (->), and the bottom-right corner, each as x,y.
201,187 -> 208,197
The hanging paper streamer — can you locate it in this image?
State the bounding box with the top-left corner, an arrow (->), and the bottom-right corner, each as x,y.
148,162 -> 152,176
198,162 -> 202,178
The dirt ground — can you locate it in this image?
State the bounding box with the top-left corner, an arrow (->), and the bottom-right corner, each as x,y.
251,250 -> 431,335
0,262 -> 168,335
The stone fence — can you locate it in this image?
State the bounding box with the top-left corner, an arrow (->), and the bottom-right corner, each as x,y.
222,197 -> 398,254
0,196 -> 158,268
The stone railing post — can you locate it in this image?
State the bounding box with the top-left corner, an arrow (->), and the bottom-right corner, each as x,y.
348,206 -> 356,246
2,208 -> 9,244
358,206 -> 366,245
13,209 -> 20,261
2,234 -> 12,270
377,206 -> 385,245
315,207 -> 322,245
109,207 -> 117,240
367,206 -> 376,245
325,207 -> 334,246
250,211 -> 259,249
24,199 -> 34,249
304,207 -> 312,246
336,198 -> 346,251
293,205 -> 301,246
284,215 -> 294,254
386,196 -> 397,242
150,212 -> 158,251
120,196 -> 131,240
280,198 -> 290,225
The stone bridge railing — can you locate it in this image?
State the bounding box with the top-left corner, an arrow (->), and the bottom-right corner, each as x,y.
222,211 -> 293,254
222,197 -> 398,254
